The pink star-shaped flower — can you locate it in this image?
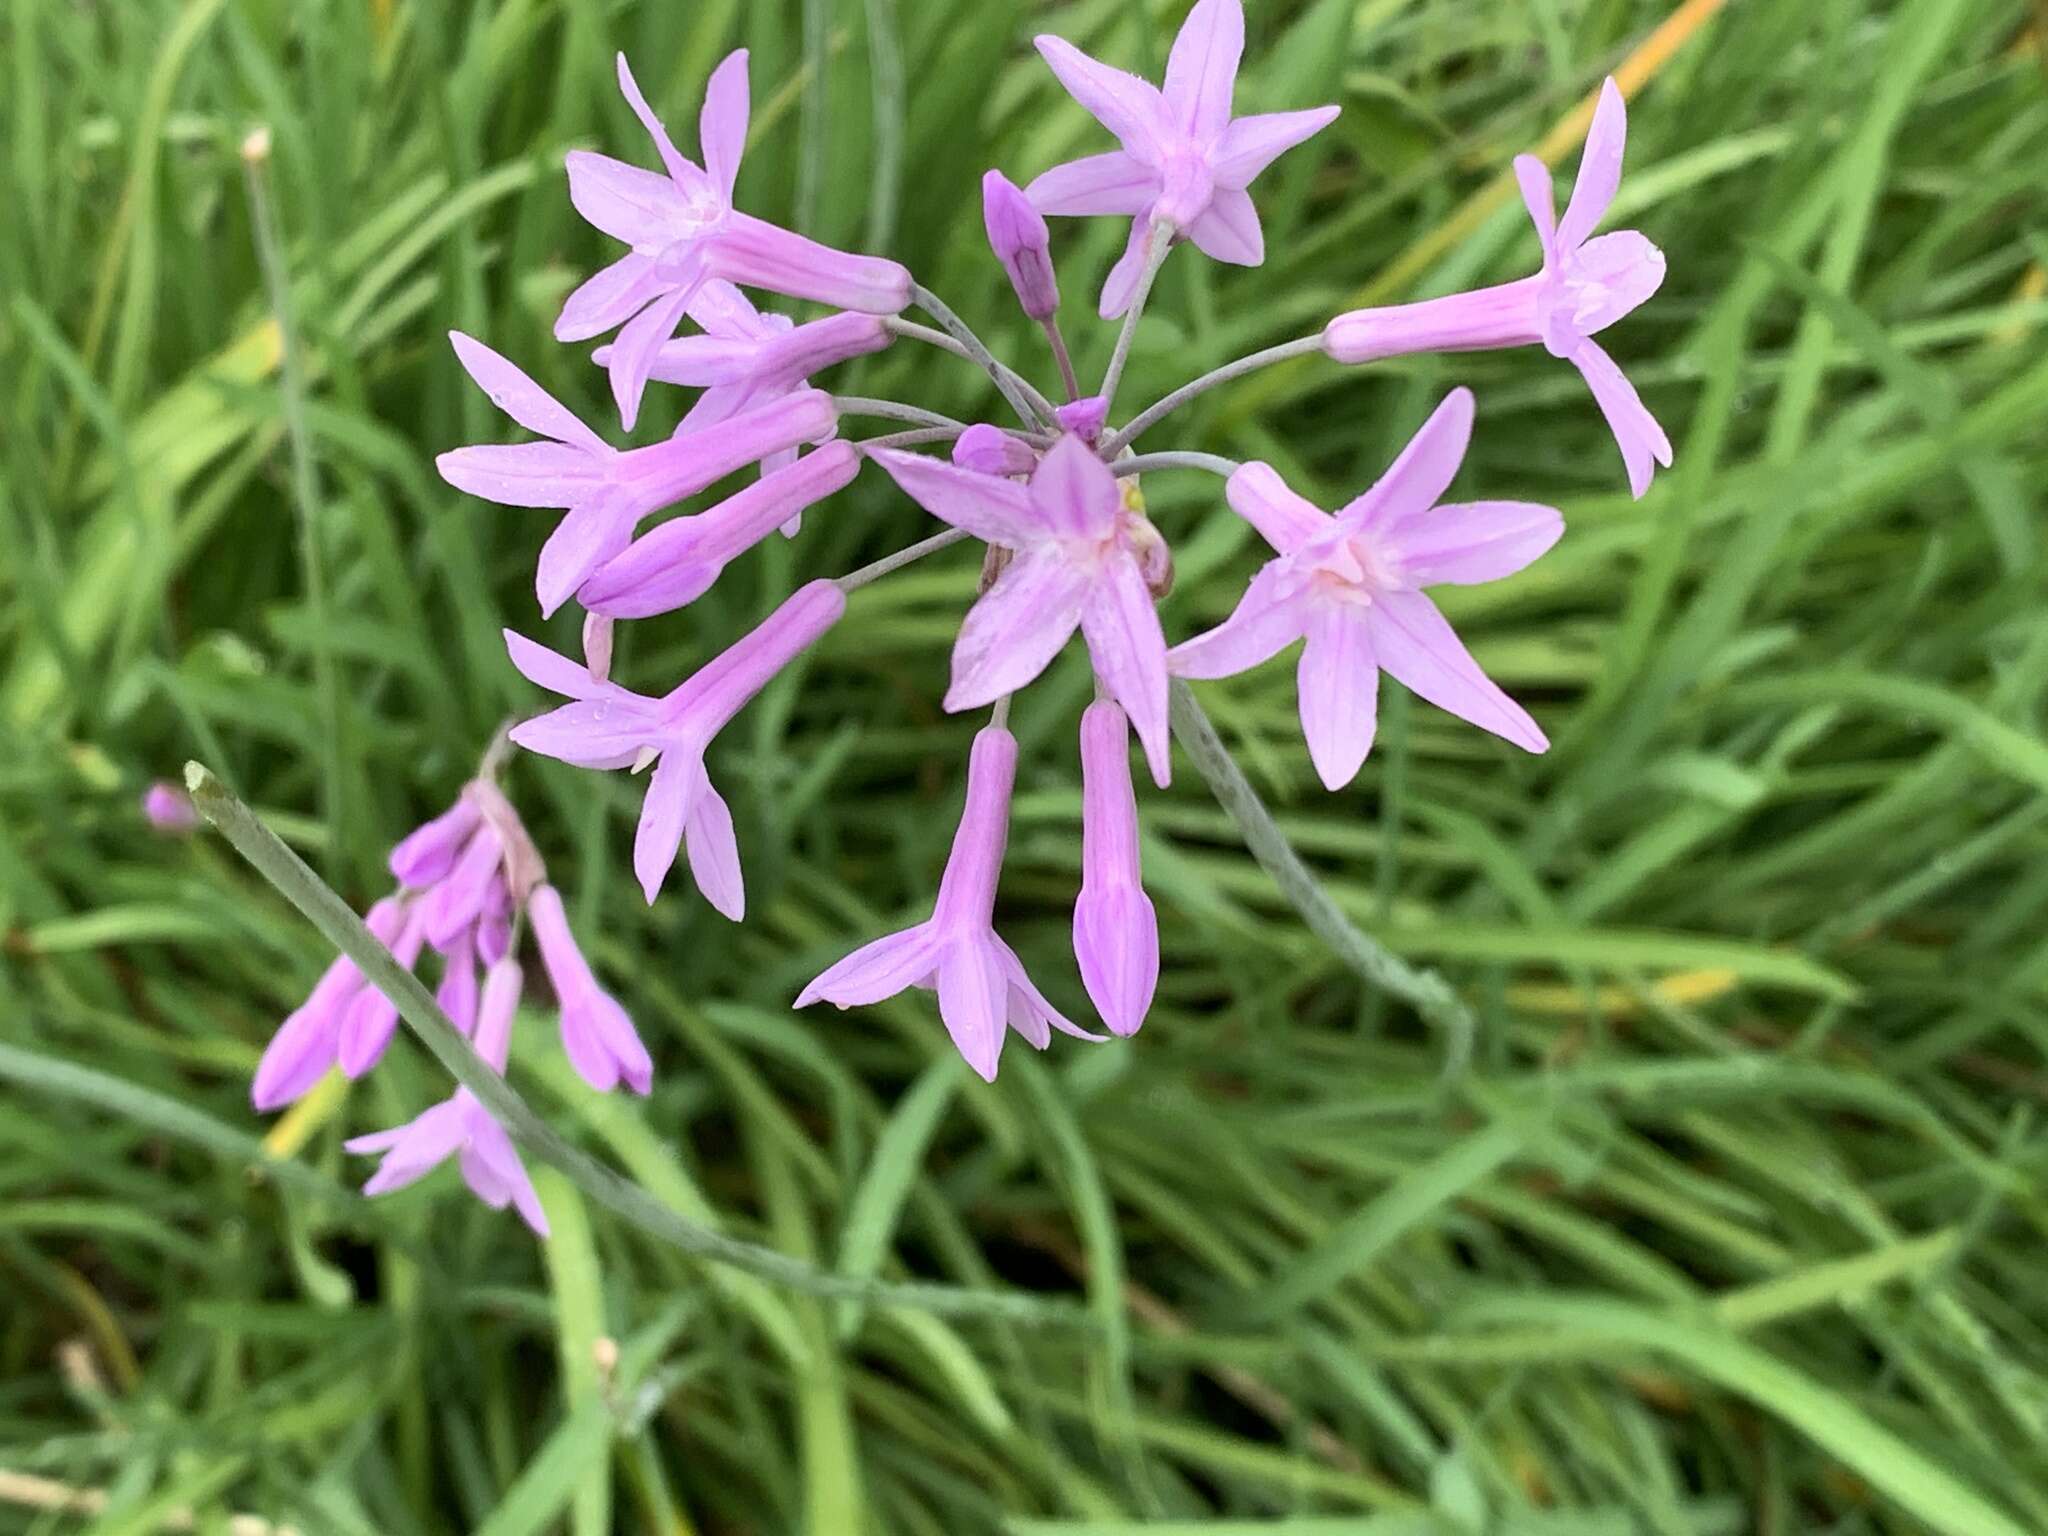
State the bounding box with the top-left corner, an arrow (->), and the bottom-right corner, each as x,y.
1025,0 -> 1339,316
1170,389 -> 1562,789
870,436 -> 1174,786
559,51 -> 911,428
1323,81 -> 1671,497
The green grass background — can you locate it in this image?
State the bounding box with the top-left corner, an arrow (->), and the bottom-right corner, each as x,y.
5,0 -> 2048,1530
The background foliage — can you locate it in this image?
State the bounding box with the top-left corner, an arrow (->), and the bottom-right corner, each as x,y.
5,0 -> 2048,1531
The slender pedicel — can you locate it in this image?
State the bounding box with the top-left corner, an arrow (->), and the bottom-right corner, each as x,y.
1097,221 -> 1176,412
884,317 -> 1061,423
833,396 -> 970,433
836,528 -> 972,592
1099,334 -> 1322,457
1110,451 -> 1240,479
909,285 -> 1057,431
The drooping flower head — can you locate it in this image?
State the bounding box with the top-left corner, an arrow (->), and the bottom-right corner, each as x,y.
508,580 -> 848,913
1322,81 -> 1671,497
1026,0 -> 1339,315
1170,389 -> 1562,788
797,726 -> 1099,1080
871,437 -> 1174,786
560,51 -> 914,427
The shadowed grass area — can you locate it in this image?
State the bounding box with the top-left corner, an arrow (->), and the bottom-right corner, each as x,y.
4,0 -> 2047,1531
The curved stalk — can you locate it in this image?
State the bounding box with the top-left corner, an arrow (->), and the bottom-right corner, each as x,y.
1102,334 -> 1324,458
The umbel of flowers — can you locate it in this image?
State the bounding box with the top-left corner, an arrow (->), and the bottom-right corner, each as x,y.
276,0 -> 1667,1230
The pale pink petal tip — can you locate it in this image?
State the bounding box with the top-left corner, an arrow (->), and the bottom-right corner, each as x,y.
142,782 -> 199,832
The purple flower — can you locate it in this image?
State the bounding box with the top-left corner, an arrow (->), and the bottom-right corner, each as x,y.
529,884 -> 653,1096
559,51 -> 913,427
1026,0 -> 1338,316
1073,701 -> 1158,1036
595,280 -> 890,506
1054,395 -> 1109,442
951,425 -> 1038,478
390,795 -> 483,886
982,171 -> 1059,320
870,437 -> 1174,786
1169,389 -> 1561,788
797,726 -> 1097,1081
346,959 -> 551,1235
1322,81 -> 1670,497
252,895 -> 409,1111
507,580 -> 848,913
437,332 -> 839,615
141,781 -> 198,832
338,901 -> 429,1077
580,442 -> 861,619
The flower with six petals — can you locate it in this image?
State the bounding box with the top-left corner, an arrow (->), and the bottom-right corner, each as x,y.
1026,0 -> 1339,315
1170,389 -> 1562,789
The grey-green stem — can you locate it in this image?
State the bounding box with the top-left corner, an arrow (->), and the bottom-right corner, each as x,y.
184,763 -> 1087,1327
1102,334 -> 1324,458
1167,683 -> 1477,1073
837,527 -> 970,592
1098,222 -> 1177,414
904,290 -> 1057,431
1113,451 -> 1239,480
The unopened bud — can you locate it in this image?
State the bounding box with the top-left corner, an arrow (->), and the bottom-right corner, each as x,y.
953,424 -> 1037,479
1055,395 -> 1109,443
982,171 -> 1059,321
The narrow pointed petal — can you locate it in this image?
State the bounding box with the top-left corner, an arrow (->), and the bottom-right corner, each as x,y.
615,53 -> 708,192
1185,186 -> 1264,266
700,49 -> 750,200
390,797 -> 484,887
1033,35 -> 1171,163
796,926 -> 939,1008
1210,106 -> 1340,189
683,764 -> 745,920
1339,388 -> 1475,533
1026,151 -> 1158,217
1224,462 -> 1329,554
1512,154 -> 1557,254
1557,78 -> 1627,252
464,1115 -> 551,1235
943,549 -> 1090,712
996,937 -> 1101,1043
252,1003 -> 341,1111
937,938 -> 1010,1082
1389,500 -> 1564,587
1098,217 -> 1157,321
1297,605 -> 1378,789
556,252 -> 667,343
503,629 -> 609,701
535,490 -> 637,617
580,992 -> 654,1095
1163,0 -> 1244,141
1028,435 -> 1123,540
1568,337 -> 1672,499
1367,590 -> 1547,753
356,1100 -> 469,1195
436,443 -> 604,509
449,332 -> 607,452
1079,558 -> 1171,786
1167,561 -> 1305,679
1564,231 -> 1666,335
509,697 -> 663,770
609,284 -> 697,432
633,749 -> 692,904
565,150 -> 689,249
869,447 -> 1043,546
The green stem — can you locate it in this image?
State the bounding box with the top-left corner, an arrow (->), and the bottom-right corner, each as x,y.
184,762 -> 1089,1328
1167,683 -> 1476,1072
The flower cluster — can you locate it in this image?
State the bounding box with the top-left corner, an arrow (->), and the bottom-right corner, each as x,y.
426,1 -> 1666,1107
251,767 -> 650,1234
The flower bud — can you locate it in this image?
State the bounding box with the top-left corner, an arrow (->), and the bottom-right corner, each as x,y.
982,171 -> 1059,320
952,424 -> 1037,479
1055,396 -> 1109,442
